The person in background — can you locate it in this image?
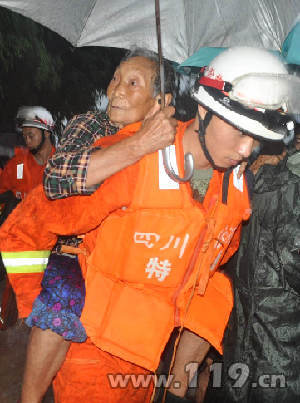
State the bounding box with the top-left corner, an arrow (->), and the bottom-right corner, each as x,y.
0,106 -> 55,330
0,106 -> 55,200
0,106 -> 55,226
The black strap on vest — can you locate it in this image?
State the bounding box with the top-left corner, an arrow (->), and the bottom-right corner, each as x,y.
222,167 -> 253,205
222,167 -> 233,204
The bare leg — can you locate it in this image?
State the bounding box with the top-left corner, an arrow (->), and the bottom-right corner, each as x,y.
195,356 -> 213,403
21,327 -> 70,403
168,329 -> 210,398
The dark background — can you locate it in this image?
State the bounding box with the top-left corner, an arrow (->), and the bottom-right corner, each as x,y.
0,6 -> 198,145
0,6 -> 126,135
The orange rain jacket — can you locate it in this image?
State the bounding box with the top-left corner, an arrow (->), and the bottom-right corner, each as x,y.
53,338 -> 154,403
0,146 -> 54,200
0,120 -> 251,368
0,132 -> 129,318
0,125 -> 140,318
0,146 -> 55,318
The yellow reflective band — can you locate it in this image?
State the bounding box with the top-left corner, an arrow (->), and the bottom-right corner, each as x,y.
2,250 -> 51,274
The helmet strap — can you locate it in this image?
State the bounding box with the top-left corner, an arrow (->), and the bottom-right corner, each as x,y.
196,110 -> 218,169
30,129 -> 46,155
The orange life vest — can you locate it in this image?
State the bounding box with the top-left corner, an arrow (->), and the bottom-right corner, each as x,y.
0,147 -> 55,200
80,121 -> 251,371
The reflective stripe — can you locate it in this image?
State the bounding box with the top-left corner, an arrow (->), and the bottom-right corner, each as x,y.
2,250 -> 50,274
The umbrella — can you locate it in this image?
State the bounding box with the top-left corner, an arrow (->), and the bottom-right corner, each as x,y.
0,0 -> 299,178
0,0 -> 299,64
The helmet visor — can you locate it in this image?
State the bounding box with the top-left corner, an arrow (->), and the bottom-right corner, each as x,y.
230,73 -> 300,113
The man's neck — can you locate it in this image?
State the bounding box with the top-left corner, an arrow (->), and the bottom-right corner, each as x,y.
33,141 -> 52,165
183,118 -> 211,170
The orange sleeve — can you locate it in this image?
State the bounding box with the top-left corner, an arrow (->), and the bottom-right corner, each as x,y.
0,159 -> 15,195
0,164 -> 138,253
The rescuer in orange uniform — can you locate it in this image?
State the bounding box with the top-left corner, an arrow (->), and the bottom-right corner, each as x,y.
0,47 -> 296,403
0,106 -> 55,331
0,106 -> 55,200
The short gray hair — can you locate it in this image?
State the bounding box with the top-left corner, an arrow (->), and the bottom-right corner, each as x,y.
121,47 -> 175,98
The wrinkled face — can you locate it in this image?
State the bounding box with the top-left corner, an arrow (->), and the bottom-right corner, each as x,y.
204,112 -> 255,169
22,127 -> 43,151
106,56 -> 157,128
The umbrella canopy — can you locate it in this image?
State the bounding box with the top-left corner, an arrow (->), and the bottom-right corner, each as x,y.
0,0 -> 299,63
180,14 -> 300,69
1,0 -> 300,181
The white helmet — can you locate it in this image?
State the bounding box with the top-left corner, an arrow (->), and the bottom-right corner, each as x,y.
192,46 -> 299,142
16,106 -> 55,132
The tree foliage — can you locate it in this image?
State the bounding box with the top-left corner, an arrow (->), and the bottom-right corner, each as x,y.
0,6 -> 197,140
0,6 -> 125,134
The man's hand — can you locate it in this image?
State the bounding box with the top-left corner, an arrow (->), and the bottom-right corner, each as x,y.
237,161 -> 248,178
250,152 -> 286,175
131,106 -> 177,158
86,106 -> 177,188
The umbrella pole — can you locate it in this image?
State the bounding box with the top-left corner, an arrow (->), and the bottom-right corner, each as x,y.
155,0 -> 194,183
152,6 -> 196,403
155,0 -> 165,109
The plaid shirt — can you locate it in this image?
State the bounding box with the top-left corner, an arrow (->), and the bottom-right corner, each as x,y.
45,111 -> 118,253
44,111 -> 118,200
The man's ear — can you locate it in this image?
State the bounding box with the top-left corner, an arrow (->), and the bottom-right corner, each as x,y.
154,93 -> 173,107
197,104 -> 208,120
164,93 -> 172,106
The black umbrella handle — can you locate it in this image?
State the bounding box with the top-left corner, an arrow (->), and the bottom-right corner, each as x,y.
155,0 -> 194,183
155,0 -> 165,109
